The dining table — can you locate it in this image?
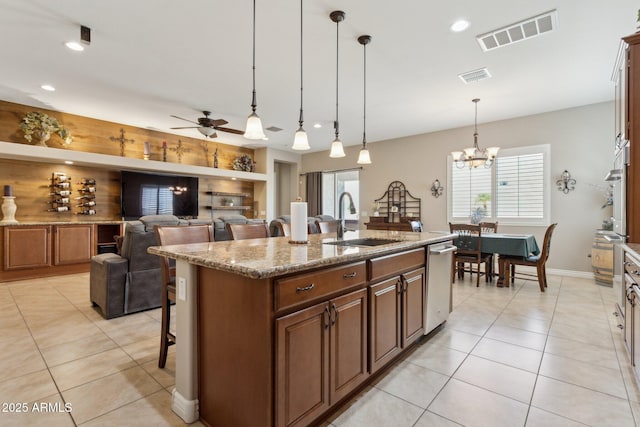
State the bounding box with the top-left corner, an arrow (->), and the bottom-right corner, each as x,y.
453,232 -> 540,287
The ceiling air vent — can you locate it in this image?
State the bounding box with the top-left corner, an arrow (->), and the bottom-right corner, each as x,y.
476,9 -> 557,52
458,67 -> 492,84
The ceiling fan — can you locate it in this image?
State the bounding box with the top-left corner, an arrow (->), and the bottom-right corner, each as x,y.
170,111 -> 245,138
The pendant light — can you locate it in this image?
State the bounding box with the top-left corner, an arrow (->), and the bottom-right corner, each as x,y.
357,35 -> 372,165
292,0 -> 310,150
451,99 -> 500,168
244,0 -> 266,140
329,11 -> 346,158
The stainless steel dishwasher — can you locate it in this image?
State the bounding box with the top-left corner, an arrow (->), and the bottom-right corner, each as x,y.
425,241 -> 456,334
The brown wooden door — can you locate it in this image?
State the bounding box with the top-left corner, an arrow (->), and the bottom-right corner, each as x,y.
276,302 -> 330,427
369,276 -> 402,374
54,224 -> 94,265
3,226 -> 51,270
402,268 -> 426,347
329,288 -> 368,404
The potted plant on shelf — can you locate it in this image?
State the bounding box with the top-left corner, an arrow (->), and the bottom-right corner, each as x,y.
19,111 -> 72,147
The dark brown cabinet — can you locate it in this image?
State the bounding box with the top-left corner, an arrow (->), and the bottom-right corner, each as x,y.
276,288 -> 368,427
623,33 -> 640,242
369,268 -> 425,374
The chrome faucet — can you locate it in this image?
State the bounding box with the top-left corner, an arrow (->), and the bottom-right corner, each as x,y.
337,191 -> 357,239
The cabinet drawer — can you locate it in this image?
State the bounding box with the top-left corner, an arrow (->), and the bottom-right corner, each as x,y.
275,262 -> 366,312
625,253 -> 640,281
368,248 -> 425,282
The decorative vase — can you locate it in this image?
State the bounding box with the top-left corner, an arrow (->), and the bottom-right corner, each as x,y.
33,131 -> 51,147
0,196 -> 18,224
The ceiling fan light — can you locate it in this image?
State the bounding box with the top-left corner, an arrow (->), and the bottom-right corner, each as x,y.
292,127 -> 310,150
329,137 -> 346,158
244,112 -> 266,140
357,147 -> 371,164
198,126 -> 216,137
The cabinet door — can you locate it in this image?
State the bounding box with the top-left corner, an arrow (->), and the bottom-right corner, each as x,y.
369,276 -> 402,374
54,224 -> 94,265
329,288 -> 368,404
402,268 -> 426,347
3,226 -> 51,270
626,278 -> 634,360
634,289 -> 640,377
276,302 -> 330,427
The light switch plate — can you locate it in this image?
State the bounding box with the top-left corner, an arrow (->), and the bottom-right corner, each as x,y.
178,277 -> 186,301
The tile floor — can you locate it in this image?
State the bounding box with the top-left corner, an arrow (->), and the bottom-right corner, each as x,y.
0,272 -> 638,426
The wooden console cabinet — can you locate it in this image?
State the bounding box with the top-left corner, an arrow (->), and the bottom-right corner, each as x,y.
0,222 -> 120,282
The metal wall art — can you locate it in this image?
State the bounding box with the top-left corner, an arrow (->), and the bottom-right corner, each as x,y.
556,170 -> 576,193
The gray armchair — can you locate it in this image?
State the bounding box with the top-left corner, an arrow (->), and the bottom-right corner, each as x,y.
269,214 -> 335,237
90,215 -> 185,319
213,215 -> 265,241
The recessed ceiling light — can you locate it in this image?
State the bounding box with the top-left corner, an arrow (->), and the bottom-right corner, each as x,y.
313,123 -> 322,128
65,41 -> 84,51
231,177 -> 237,181
64,161 -> 74,165
41,84 -> 55,92
450,19 -> 470,32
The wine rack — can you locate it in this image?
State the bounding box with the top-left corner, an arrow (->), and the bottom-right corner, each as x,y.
76,178 -> 97,215
48,172 -> 72,213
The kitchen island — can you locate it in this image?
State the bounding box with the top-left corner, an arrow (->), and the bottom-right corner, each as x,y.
148,229 -> 455,427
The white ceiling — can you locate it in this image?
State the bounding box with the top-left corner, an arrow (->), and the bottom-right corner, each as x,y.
0,0 -> 637,153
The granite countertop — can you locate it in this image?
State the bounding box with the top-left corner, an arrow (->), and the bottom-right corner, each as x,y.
0,220 -> 123,226
148,229 -> 456,279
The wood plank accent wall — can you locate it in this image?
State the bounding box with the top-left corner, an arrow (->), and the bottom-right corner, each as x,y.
0,100 -> 253,169
0,100 -> 256,221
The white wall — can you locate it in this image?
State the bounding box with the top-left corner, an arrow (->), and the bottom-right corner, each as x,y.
254,147 -> 302,221
301,102 -> 615,273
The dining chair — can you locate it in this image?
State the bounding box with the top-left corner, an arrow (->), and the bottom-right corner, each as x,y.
276,221 -> 291,237
226,222 -> 270,240
154,224 -> 212,368
503,223 -> 557,292
449,223 -> 493,287
316,220 -> 340,234
479,221 -> 498,233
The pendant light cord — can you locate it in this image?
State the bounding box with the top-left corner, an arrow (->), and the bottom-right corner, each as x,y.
250,0 -> 257,112
362,41 -> 367,147
298,0 -> 304,127
334,16 -> 340,138
473,98 -> 479,149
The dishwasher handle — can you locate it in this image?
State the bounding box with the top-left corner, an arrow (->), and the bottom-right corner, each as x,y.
430,244 -> 457,255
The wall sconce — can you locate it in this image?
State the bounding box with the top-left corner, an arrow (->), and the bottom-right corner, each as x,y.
431,179 -> 444,198
556,170 -> 576,194
169,186 -> 188,195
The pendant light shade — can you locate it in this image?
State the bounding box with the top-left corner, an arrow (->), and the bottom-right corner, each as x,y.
329,11 -> 346,158
244,0 -> 266,140
292,0 -> 310,150
357,35 -> 372,165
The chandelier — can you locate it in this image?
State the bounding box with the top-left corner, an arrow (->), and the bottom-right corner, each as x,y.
451,98 -> 499,168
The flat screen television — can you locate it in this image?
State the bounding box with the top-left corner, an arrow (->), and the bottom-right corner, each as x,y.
121,170 -> 199,220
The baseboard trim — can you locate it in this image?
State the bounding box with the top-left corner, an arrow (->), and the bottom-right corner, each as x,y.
172,388 -> 199,423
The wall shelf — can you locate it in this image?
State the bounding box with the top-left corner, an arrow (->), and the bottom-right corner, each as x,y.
0,141 -> 267,182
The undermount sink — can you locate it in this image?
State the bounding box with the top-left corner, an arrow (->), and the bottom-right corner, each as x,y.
324,238 -> 400,247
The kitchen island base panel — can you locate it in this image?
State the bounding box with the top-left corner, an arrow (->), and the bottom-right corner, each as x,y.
171,388 -> 198,424
198,266 -> 274,427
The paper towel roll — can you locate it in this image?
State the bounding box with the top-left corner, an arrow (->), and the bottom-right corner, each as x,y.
290,202 -> 308,243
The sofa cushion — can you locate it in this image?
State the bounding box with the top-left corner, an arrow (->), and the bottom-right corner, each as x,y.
217,215 -> 248,224
139,215 -> 181,232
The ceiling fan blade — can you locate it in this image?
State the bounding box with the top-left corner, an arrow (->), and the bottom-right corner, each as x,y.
215,126 -> 245,135
212,119 -> 228,126
170,115 -> 200,125
170,126 -> 199,129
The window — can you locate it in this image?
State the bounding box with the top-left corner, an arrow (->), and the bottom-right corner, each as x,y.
448,144 -> 549,225
322,169 -> 360,224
